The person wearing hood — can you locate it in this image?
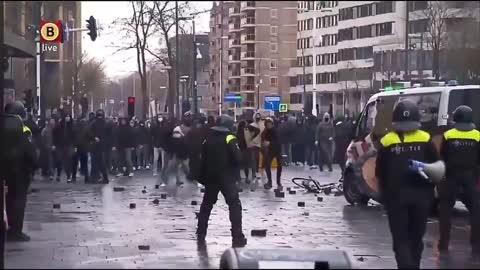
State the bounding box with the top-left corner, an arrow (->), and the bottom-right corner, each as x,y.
88,109 -> 110,184
245,112 -> 263,180
41,118 -> 56,180
115,118 -> 135,177
292,116 -> 306,165
315,112 -> 335,172
52,114 -> 75,182
134,120 -> 150,170
161,111 -> 192,186
196,115 -> 247,248
305,116 -> 318,169
151,115 -> 169,176
375,99 -> 439,269
334,115 -> 354,176
438,105 -> 480,254
72,117 -> 91,183
261,117 -> 283,190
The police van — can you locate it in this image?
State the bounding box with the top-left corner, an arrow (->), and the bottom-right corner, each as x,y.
343,82 -> 480,207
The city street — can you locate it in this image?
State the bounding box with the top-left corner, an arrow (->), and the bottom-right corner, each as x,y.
5,166 -> 480,269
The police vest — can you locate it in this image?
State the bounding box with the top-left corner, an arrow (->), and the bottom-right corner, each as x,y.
442,128 -> 480,170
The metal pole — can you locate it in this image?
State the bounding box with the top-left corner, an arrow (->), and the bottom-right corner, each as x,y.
0,1 -> 5,267
219,2 -> 223,115
404,2 -> 409,81
312,29 -> 317,116
72,21 -> 76,118
192,19 -> 198,115
175,1 -> 180,118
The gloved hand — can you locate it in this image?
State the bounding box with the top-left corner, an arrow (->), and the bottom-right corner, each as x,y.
408,160 -> 429,180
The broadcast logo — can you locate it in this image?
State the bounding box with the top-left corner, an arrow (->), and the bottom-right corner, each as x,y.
40,21 -> 63,52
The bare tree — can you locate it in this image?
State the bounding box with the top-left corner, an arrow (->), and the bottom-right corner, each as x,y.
114,1 -> 156,120
423,1 -> 456,80
79,58 -> 107,109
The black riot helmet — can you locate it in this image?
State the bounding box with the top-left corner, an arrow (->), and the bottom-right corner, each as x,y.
453,105 -> 475,131
211,114 -> 234,133
5,101 -> 27,119
392,99 -> 421,133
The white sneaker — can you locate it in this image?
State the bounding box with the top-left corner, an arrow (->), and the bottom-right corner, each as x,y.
137,166 -> 141,170
116,173 -> 123,177
160,183 -> 166,187
129,173 -> 134,177
146,165 -> 150,170
132,167 -> 136,171
197,183 -> 203,188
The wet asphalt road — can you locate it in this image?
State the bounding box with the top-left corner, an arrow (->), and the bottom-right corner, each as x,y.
5,165 -> 480,269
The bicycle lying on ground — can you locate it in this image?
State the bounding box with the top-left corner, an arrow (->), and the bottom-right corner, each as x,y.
291,175 -> 344,195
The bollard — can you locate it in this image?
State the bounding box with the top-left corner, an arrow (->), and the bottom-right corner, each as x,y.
129,203 -> 136,209
251,229 -> 267,237
53,204 -> 61,209
297,202 -> 305,207
113,187 -> 125,192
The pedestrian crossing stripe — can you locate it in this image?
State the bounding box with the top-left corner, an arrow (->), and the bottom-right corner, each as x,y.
279,103 -> 288,113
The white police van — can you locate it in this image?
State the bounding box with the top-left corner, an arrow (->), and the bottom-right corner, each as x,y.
343,82 -> 480,208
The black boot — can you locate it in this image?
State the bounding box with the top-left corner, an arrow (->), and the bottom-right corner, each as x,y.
264,181 -> 272,190
232,233 -> 247,248
6,231 -> 31,242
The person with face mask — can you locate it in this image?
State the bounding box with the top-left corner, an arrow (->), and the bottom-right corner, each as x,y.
52,114 -> 75,182
261,117 -> 283,190
315,112 -> 335,172
88,109 -> 110,184
292,116 -> 306,165
41,118 -> 56,181
151,115 -> 169,177
116,118 -> 135,177
245,113 -> 263,181
134,120 -> 150,170
72,117 -> 91,183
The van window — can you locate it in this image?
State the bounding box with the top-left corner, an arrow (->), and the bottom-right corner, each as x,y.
399,93 -> 441,129
448,89 -> 480,126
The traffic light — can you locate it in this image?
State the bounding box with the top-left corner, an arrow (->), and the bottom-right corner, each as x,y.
128,96 -> 135,118
86,16 -> 97,41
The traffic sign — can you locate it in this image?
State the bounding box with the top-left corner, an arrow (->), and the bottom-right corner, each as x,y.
224,94 -> 242,103
264,96 -> 281,111
279,103 -> 288,113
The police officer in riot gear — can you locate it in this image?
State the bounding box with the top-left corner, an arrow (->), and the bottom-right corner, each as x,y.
438,105 -> 480,254
375,99 -> 440,269
1,101 -> 37,241
196,115 -> 247,247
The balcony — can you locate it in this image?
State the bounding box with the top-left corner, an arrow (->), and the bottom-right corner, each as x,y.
241,34 -> 256,43
241,67 -> 256,76
240,1 -> 255,11
229,71 -> 241,79
229,7 -> 241,16
241,17 -> 255,27
228,86 -> 241,93
229,39 -> 242,48
241,51 -> 255,59
229,54 -> 241,63
229,23 -> 241,32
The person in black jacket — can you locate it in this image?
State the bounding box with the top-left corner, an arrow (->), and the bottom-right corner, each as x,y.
304,116 -> 317,169
334,116 -> 354,176
375,100 -> 440,269
52,114 -> 75,182
72,117 -> 91,183
261,117 -> 283,190
151,115 -> 169,176
89,109 -> 110,183
186,114 -> 209,185
116,117 -> 135,177
134,120 -> 150,170
236,120 -> 251,183
197,115 -> 247,247
292,117 -> 306,165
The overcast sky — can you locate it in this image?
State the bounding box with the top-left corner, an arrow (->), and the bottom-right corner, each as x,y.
81,1 -> 213,80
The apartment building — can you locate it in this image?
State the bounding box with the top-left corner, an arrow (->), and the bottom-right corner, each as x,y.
290,1 -> 480,117
209,1 -> 297,113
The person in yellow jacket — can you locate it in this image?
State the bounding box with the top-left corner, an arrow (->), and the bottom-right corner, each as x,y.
438,105 -> 480,254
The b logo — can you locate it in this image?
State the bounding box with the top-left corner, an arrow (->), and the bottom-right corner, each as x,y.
40,21 -> 63,43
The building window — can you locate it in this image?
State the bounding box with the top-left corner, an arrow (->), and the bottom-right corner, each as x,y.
307,18 -> 313,30
271,43 -> 278,52
271,26 -> 278,35
270,77 -> 278,87
376,1 -> 394,15
409,19 -> 428,33
271,9 -> 278,18
376,22 -> 394,36
270,59 -> 277,70
316,17 -> 321,29
358,25 -> 373,38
